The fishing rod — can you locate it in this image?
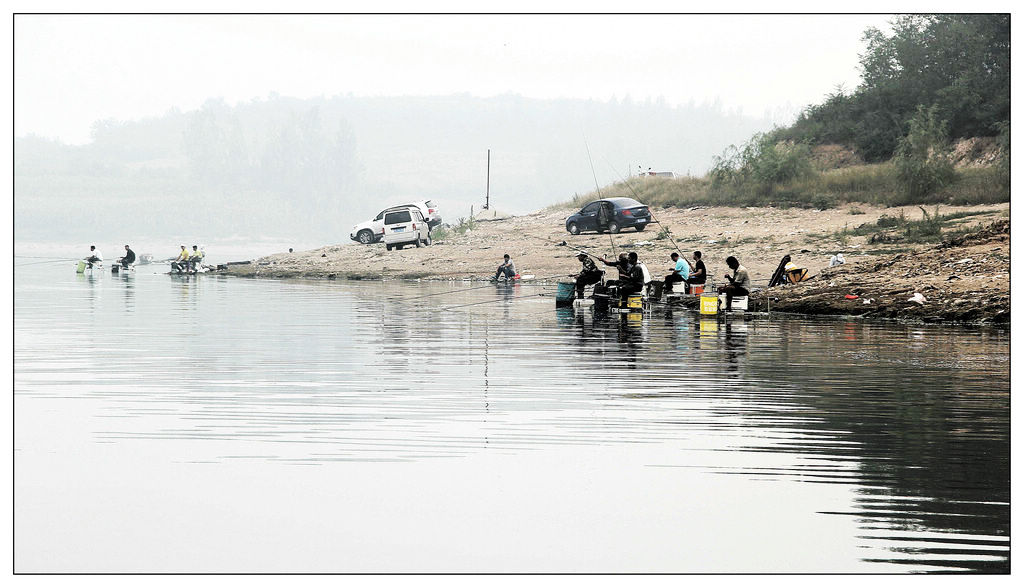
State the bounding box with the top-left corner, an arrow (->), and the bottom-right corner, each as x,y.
600,154 -> 692,267
440,292 -> 551,312
14,258 -> 83,267
584,135 -> 617,257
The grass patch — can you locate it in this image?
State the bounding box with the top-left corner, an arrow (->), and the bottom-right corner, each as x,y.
431,216 -> 479,241
832,206 -> 988,245
548,160 -> 1008,211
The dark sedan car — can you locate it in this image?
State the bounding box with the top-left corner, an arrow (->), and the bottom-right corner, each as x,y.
565,197 -> 652,234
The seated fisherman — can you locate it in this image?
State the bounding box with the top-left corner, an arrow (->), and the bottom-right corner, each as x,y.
171,245 -> 189,274
494,254 -> 516,281
84,245 -> 103,268
117,244 -> 136,268
573,253 -> 603,299
187,245 -> 205,273
686,251 -> 707,290
618,252 -> 645,302
718,255 -> 751,311
663,252 -> 689,293
597,252 -> 630,289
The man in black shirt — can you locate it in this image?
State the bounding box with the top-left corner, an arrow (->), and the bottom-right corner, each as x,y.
118,244 -> 136,268
686,250 -> 707,292
618,252 -> 644,302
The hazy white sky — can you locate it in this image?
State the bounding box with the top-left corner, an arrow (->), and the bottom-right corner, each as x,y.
15,12 -> 894,144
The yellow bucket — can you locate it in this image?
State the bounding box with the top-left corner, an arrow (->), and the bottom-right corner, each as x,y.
700,294 -> 718,315
626,295 -> 643,309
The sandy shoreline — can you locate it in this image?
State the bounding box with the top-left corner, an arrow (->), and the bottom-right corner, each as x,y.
222,203 -> 1009,324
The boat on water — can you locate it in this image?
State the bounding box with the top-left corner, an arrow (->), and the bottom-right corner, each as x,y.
137,253 -> 154,265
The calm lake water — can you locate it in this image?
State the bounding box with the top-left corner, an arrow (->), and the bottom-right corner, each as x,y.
14,261 -> 1010,573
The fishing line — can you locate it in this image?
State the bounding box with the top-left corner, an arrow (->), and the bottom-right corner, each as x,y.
584,135 -> 618,257
440,292 -> 550,312
14,258 -> 84,267
600,155 -> 695,271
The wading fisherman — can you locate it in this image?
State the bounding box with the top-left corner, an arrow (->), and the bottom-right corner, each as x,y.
494,254 -> 516,281
84,245 -> 103,268
663,252 -> 689,293
718,255 -> 751,311
187,245 -> 205,273
573,252 -> 603,299
117,244 -> 136,268
171,245 -> 189,274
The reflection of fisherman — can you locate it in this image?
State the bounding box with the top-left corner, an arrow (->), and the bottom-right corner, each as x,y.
573,253 -> 603,299
117,244 -> 136,268
171,245 -> 189,274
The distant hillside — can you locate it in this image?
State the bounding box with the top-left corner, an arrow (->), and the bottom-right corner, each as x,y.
15,93 -> 778,243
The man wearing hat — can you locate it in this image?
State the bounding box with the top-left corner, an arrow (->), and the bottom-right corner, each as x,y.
573,252 -> 603,299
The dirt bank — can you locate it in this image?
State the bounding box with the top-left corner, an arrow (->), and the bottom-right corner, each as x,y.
223,203 -> 1009,324
752,219 -> 1009,324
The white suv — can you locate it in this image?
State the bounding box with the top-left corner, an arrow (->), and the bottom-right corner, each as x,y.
383,207 -> 431,251
350,199 -> 442,245
399,199 -> 442,228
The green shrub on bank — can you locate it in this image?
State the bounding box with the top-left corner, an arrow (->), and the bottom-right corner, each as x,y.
894,106 -> 958,201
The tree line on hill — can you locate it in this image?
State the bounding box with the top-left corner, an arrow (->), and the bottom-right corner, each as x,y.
704,14 -> 1009,206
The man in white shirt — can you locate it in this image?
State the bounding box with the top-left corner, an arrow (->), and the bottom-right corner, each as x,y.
85,245 -> 102,268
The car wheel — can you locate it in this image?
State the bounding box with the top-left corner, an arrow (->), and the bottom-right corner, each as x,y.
415,238 -> 422,248
357,229 -> 374,244
608,221 -> 620,234
568,223 -> 580,235
386,244 -> 392,251
635,224 -> 646,232
424,234 -> 432,246
396,244 -> 404,250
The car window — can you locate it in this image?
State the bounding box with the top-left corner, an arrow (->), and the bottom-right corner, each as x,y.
374,211 -> 385,221
424,200 -> 436,208
385,210 -> 412,224
581,202 -> 600,213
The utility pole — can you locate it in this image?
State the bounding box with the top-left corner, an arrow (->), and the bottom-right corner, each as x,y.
484,148 -> 490,210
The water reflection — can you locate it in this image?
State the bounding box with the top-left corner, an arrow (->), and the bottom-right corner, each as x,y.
14,269 -> 1009,573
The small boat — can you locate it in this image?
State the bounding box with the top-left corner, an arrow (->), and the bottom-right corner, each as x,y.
137,253 -> 154,265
